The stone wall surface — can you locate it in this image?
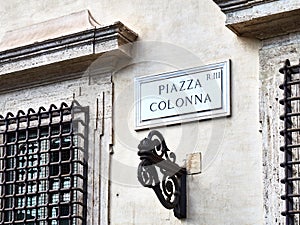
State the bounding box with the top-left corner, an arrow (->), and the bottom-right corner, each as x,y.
259,33 -> 300,225
0,66 -> 114,224
0,0 -> 266,225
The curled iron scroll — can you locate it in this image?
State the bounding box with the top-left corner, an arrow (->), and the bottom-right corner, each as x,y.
137,130 -> 186,219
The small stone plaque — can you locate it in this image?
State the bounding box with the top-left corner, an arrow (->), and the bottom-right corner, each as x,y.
134,60 -> 231,130
186,152 -> 202,175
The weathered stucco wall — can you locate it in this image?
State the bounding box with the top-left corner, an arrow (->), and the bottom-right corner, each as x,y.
0,0 -> 264,225
109,1 -> 263,225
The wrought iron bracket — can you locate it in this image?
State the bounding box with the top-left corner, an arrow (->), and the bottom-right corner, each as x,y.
137,130 -> 187,219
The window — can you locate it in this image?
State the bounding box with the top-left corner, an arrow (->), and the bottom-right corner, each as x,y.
280,59 -> 300,225
0,103 -> 86,225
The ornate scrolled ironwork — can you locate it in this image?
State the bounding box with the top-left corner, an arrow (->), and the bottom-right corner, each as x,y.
137,130 -> 186,219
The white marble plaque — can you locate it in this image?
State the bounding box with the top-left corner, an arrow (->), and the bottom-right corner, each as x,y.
135,60 -> 231,129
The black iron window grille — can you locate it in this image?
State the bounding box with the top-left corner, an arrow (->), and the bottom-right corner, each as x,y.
0,102 -> 86,225
280,59 -> 300,225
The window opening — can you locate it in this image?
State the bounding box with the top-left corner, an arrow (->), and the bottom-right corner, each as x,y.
0,102 -> 86,225
280,59 -> 300,225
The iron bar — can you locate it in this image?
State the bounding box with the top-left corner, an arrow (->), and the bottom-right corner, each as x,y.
280,59 -> 300,224
0,102 -> 86,225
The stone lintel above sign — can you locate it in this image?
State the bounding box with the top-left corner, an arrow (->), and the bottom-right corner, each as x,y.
134,61 -> 231,130
212,0 -> 300,40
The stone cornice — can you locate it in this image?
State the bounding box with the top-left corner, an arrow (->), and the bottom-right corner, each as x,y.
227,8 -> 300,40
0,22 -> 138,76
212,0 -> 300,39
213,0 -> 276,13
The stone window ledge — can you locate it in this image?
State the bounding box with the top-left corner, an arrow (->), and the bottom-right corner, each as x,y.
0,11 -> 137,93
0,21 -> 138,76
213,0 -> 300,39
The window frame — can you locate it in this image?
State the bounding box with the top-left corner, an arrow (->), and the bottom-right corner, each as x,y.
0,103 -> 86,225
